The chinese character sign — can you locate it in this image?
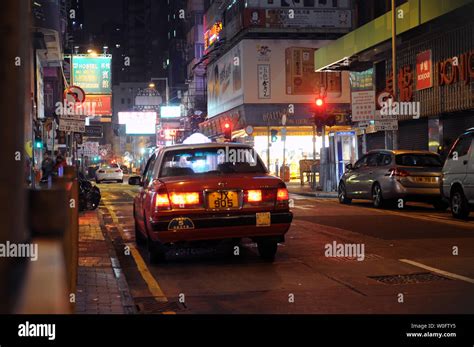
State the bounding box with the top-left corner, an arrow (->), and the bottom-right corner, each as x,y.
72,56 -> 112,94
416,50 -> 432,90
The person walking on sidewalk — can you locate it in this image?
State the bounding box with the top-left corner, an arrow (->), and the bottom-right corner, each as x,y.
40,151 -> 54,183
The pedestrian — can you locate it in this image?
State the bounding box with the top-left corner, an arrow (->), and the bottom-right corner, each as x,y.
41,151 -> 54,182
53,153 -> 67,176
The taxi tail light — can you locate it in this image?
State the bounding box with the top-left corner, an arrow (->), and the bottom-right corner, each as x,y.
276,188 -> 289,209
153,186 -> 171,212
169,192 -> 201,208
277,188 -> 289,201
246,190 -> 262,202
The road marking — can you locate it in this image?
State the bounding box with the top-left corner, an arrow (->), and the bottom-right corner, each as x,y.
352,204 -> 474,230
106,204 -> 169,304
399,259 -> 474,284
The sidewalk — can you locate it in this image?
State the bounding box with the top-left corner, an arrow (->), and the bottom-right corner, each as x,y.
286,181 -> 338,198
76,210 -> 134,314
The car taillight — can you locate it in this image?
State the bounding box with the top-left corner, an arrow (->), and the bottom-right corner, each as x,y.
389,168 -> 410,177
115,170 -> 121,173
153,185 -> 171,211
247,190 -> 262,202
277,188 -> 289,201
169,192 -> 201,208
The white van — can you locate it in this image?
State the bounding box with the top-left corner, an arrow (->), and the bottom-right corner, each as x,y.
441,128 -> 474,219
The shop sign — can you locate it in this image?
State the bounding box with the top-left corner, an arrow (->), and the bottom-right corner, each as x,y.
438,50 -> 474,86
72,56 -> 112,94
416,50 -> 433,90
258,65 -> 271,99
386,65 -> 414,102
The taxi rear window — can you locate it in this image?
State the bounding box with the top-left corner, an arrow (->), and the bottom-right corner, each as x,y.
160,147 -> 267,177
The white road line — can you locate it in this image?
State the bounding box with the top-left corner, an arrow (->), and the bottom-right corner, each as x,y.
399,259 -> 474,284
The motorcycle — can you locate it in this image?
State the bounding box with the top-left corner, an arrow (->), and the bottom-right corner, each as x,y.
78,172 -> 101,211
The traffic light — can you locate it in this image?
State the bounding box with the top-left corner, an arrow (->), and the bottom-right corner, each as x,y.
34,135 -> 43,149
223,122 -> 232,141
313,96 -> 336,128
270,129 -> 278,142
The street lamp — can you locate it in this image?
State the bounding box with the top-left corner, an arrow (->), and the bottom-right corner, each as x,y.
148,82 -> 156,89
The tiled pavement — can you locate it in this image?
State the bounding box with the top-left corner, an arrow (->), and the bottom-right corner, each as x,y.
76,210 -> 134,314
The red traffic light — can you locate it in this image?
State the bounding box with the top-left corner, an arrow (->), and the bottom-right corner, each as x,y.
315,98 -> 324,107
224,123 -> 231,129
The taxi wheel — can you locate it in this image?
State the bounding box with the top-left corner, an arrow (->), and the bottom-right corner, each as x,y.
257,239 -> 278,262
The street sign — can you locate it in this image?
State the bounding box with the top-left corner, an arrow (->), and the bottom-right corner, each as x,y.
358,121 -> 370,129
85,125 -> 103,138
374,110 -> 398,121
59,118 -> 86,133
64,85 -> 86,104
374,120 -> 398,131
83,142 -> 99,157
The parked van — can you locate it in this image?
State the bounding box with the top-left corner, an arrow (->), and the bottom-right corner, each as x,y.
441,128 -> 474,219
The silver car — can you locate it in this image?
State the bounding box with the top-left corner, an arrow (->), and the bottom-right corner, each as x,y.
338,150 -> 447,209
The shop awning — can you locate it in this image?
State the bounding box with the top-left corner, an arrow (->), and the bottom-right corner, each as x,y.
314,0 -> 472,71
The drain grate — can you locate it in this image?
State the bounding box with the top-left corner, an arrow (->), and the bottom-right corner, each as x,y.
135,297 -> 185,314
369,272 -> 451,285
328,253 -> 383,262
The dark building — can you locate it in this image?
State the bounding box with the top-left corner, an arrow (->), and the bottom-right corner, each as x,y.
122,0 -> 169,83
166,0 -> 188,102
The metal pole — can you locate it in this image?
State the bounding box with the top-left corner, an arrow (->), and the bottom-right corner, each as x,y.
267,123 -> 271,170
312,125 -> 316,159
391,0 -> 398,150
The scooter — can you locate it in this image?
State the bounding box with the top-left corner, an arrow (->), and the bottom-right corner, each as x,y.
78,173 -> 101,211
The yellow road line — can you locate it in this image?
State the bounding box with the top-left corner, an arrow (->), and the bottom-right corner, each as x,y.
106,205 -> 169,304
399,259 -> 474,284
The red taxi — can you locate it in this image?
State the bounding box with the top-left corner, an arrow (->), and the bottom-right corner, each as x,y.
129,143 -> 293,263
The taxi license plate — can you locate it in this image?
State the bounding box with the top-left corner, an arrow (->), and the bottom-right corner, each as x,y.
207,191 -> 239,210
256,212 -> 271,227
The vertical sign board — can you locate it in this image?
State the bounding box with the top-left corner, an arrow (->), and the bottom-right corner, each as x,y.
350,68 -> 375,122
258,65 -> 271,99
72,56 -> 112,95
416,50 -> 433,91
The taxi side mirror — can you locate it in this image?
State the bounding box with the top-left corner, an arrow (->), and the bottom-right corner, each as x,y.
128,176 -> 142,186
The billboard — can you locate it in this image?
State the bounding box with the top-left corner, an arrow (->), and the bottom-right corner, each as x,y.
207,41 -> 244,117
87,95 -> 112,115
160,106 -> 182,118
118,112 -> 157,135
72,56 -> 112,94
240,39 -> 350,105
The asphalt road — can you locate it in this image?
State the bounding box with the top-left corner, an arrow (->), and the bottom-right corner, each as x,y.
96,181 -> 474,314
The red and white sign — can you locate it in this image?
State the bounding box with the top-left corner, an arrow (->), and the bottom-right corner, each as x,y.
416,50 -> 433,91
82,95 -> 112,116
64,85 -> 86,104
